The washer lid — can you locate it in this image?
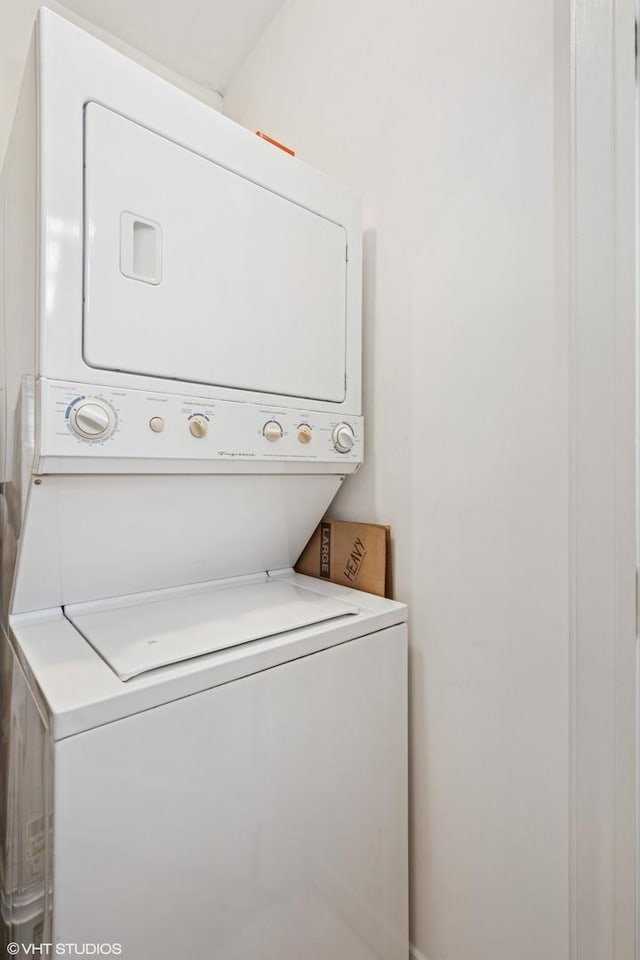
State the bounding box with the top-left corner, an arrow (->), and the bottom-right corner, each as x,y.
64,579 -> 359,681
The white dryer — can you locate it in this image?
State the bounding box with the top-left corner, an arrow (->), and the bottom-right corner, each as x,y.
0,10 -> 408,958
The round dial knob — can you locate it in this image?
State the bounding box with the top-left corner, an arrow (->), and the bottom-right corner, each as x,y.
189,416 -> 208,439
71,401 -> 113,440
333,423 -> 355,453
297,424 -> 313,445
264,421 -> 283,443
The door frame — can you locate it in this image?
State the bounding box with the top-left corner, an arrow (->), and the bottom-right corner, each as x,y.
569,1 -> 637,956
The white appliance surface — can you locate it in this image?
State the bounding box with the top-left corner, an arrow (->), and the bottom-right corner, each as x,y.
1,10 -> 407,959
11,573 -> 407,740
12,474 -> 343,614
36,378 -> 363,469
37,10 -> 362,414
52,623 -> 408,959
65,579 -> 359,680
84,104 -> 348,403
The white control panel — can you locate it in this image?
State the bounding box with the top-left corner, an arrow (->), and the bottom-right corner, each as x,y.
39,380 -> 364,463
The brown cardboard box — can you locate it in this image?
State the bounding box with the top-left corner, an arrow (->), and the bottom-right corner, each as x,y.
295,518 -> 392,598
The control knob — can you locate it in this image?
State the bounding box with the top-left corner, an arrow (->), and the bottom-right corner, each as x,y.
189,416 -> 208,438
264,421 -> 283,443
332,423 -> 355,454
70,401 -> 113,440
297,424 -> 313,445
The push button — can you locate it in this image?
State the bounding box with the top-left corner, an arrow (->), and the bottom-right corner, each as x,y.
149,417 -> 165,433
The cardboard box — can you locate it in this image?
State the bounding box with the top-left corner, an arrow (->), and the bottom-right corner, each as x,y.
295,518 -> 392,598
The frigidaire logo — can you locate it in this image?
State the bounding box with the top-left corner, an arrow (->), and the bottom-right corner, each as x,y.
320,521 -> 331,578
217,451 -> 256,457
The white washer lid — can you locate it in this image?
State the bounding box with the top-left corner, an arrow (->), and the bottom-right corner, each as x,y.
64,580 -> 359,681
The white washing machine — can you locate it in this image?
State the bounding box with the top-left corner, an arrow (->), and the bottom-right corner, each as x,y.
0,10 -> 408,958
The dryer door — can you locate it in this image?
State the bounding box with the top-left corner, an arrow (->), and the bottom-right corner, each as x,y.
83,103 -> 348,402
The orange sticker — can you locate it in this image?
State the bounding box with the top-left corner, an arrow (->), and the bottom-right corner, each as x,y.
255,131 -> 295,157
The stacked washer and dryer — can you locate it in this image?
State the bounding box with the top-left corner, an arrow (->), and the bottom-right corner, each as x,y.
0,10 -> 408,959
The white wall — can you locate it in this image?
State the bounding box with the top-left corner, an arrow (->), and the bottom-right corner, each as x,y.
225,3 -> 570,959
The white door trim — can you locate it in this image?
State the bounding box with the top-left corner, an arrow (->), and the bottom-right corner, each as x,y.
570,1 -> 637,957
